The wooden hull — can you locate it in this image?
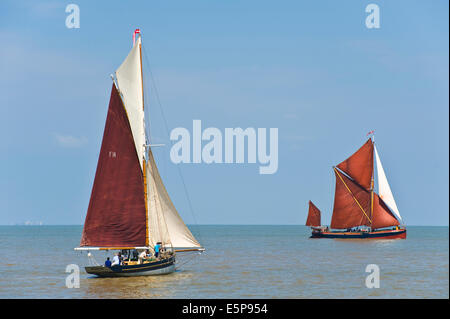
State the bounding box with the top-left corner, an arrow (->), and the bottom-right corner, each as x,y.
311,229 -> 406,239
85,256 -> 175,277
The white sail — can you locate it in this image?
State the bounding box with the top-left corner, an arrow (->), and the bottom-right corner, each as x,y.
374,145 -> 402,222
146,149 -> 202,250
115,36 -> 146,170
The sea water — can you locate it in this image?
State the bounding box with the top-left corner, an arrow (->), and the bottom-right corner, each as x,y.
0,225 -> 447,298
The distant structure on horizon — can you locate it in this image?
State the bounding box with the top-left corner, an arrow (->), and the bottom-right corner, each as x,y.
14,221 -> 44,226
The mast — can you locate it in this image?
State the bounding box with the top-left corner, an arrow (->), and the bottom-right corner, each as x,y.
370,133 -> 375,229
136,30 -> 150,247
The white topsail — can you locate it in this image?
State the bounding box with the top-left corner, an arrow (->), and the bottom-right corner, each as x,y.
374,145 -> 402,222
146,149 -> 203,250
115,36 -> 146,170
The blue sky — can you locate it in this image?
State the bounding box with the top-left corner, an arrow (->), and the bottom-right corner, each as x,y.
0,0 -> 448,225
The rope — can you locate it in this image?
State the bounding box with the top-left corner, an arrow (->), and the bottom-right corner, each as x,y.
175,251 -> 203,270
87,252 -> 100,266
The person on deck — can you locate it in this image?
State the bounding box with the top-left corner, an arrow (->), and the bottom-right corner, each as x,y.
111,253 -> 121,266
105,257 -> 112,267
138,249 -> 151,264
154,242 -> 161,259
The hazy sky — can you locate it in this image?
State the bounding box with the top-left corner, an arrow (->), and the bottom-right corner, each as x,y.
1,1 -> 448,225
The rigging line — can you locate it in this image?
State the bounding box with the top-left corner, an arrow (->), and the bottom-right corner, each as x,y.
142,60 -> 152,145
141,44 -> 204,246
175,251 -> 202,270
141,51 -> 172,250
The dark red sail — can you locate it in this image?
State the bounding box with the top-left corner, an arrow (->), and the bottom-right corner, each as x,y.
337,139 -> 374,190
80,84 -> 146,247
306,201 -> 321,227
331,169 -> 371,229
371,193 -> 400,229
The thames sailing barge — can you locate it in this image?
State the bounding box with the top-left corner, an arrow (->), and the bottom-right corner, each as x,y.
75,30 -> 204,276
306,136 -> 406,239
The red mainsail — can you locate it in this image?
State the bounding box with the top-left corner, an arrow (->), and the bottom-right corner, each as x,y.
306,201 -> 321,227
331,169 -> 371,229
371,193 -> 400,229
80,84 -> 147,247
337,139 -> 374,190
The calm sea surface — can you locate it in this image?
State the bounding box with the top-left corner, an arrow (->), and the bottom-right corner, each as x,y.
0,225 -> 447,298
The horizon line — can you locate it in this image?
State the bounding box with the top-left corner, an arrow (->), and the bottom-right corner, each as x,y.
1,224 -> 448,227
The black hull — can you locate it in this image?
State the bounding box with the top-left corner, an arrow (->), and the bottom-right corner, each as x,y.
85,256 -> 176,277
310,229 -> 406,239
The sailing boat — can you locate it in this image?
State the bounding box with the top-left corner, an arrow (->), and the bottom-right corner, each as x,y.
74,30 -> 204,276
307,135 -> 406,239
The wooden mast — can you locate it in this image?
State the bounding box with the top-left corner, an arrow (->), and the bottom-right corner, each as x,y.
370,133 -> 375,230
136,29 -> 150,247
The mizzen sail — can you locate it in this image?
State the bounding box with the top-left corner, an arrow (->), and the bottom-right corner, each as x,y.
80,84 -> 147,247
374,145 -> 402,222
306,201 -> 321,227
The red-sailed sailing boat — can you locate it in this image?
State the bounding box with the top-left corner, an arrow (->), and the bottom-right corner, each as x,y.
74,30 -> 204,276
307,135 -> 406,239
